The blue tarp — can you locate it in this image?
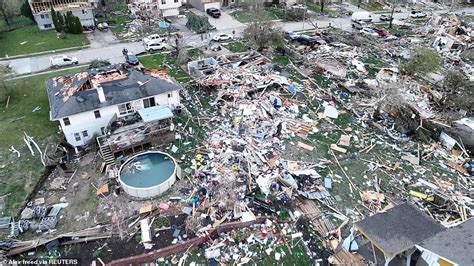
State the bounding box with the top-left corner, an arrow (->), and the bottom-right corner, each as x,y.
158,21 -> 171,29
137,106 -> 173,122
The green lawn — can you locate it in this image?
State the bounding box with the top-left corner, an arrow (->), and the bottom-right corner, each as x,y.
139,53 -> 193,84
272,55 -> 290,66
223,41 -> 249,53
0,26 -> 89,57
373,23 -> 411,36
350,0 -> 385,12
0,69 -> 80,216
107,14 -> 130,34
230,9 -> 281,23
184,242 -> 311,265
0,16 -> 34,32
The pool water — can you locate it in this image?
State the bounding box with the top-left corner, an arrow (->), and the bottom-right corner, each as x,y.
120,152 -> 176,188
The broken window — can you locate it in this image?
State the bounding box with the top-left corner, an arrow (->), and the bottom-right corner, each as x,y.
63,118 -> 71,126
118,103 -> 133,115
82,130 -> 89,137
143,97 -> 156,108
94,110 -> 101,119
161,0 -> 166,4
74,133 -> 81,142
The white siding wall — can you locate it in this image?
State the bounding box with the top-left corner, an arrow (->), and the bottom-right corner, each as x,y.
33,7 -> 95,30
58,91 -> 180,147
158,0 -> 182,17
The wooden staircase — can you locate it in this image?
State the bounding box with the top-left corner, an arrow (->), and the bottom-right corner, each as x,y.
97,136 -> 115,166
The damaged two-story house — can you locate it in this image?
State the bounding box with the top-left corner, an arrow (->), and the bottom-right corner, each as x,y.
46,65 -> 181,163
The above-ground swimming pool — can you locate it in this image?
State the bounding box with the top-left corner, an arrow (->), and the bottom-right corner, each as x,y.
119,151 -> 177,198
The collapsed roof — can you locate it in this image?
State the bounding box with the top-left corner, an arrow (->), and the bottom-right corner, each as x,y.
46,65 -> 181,120
354,202 -> 445,256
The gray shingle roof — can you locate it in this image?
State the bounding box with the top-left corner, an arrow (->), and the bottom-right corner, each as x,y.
354,202 -> 445,255
46,65 -> 181,120
419,218 -> 474,265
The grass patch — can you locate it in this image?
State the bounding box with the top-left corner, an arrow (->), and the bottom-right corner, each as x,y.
0,16 -> 34,32
223,41 -> 249,53
350,0 -> 384,12
272,55 -> 290,66
409,18 -> 429,25
139,53 -> 193,83
0,69 -> 81,216
312,72 -> 331,87
230,9 -> 281,23
0,26 -> 89,57
373,23 -> 411,36
108,15 -> 131,35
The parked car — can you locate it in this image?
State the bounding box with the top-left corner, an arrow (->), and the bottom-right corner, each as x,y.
284,31 -> 299,41
125,53 -> 139,65
145,41 -> 168,52
373,28 -> 390,37
97,22 -> 109,31
410,11 -> 427,18
360,28 -> 379,38
143,34 -> 166,45
50,55 -> 78,68
379,14 -> 393,21
351,20 -> 367,30
351,12 -> 373,22
212,33 -> 233,42
295,35 -> 325,45
206,8 -> 221,18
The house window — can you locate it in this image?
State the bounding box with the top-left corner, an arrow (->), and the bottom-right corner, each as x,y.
82,130 -> 89,137
143,97 -> 156,108
94,110 -> 101,119
44,24 -> 52,28
63,118 -> 71,126
161,0 -> 166,4
40,14 -> 45,19
174,0 -> 178,2
74,133 -> 81,142
82,9 -> 86,14
168,93 -> 171,98
101,127 -> 106,135
118,102 -> 133,115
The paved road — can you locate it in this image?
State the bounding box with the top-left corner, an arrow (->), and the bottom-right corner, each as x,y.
2,5 -> 473,75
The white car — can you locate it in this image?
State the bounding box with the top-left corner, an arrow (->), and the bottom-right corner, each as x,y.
145,42 -> 168,52
212,33 -> 233,42
360,28 -> 379,38
50,55 -> 78,68
410,11 -> 427,18
143,34 -> 166,45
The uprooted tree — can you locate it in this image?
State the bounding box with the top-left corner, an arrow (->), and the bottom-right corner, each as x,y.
402,47 -> 441,76
169,32 -> 187,64
243,21 -> 285,51
441,70 -> 474,116
242,0 -> 284,51
185,12 -> 212,34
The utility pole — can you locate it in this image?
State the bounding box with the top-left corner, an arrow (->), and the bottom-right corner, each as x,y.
389,4 -> 395,29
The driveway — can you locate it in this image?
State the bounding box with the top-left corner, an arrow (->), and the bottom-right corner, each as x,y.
189,8 -> 245,31
86,30 -> 120,49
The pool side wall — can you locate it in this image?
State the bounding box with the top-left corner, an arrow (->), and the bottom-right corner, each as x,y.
118,151 -> 177,198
